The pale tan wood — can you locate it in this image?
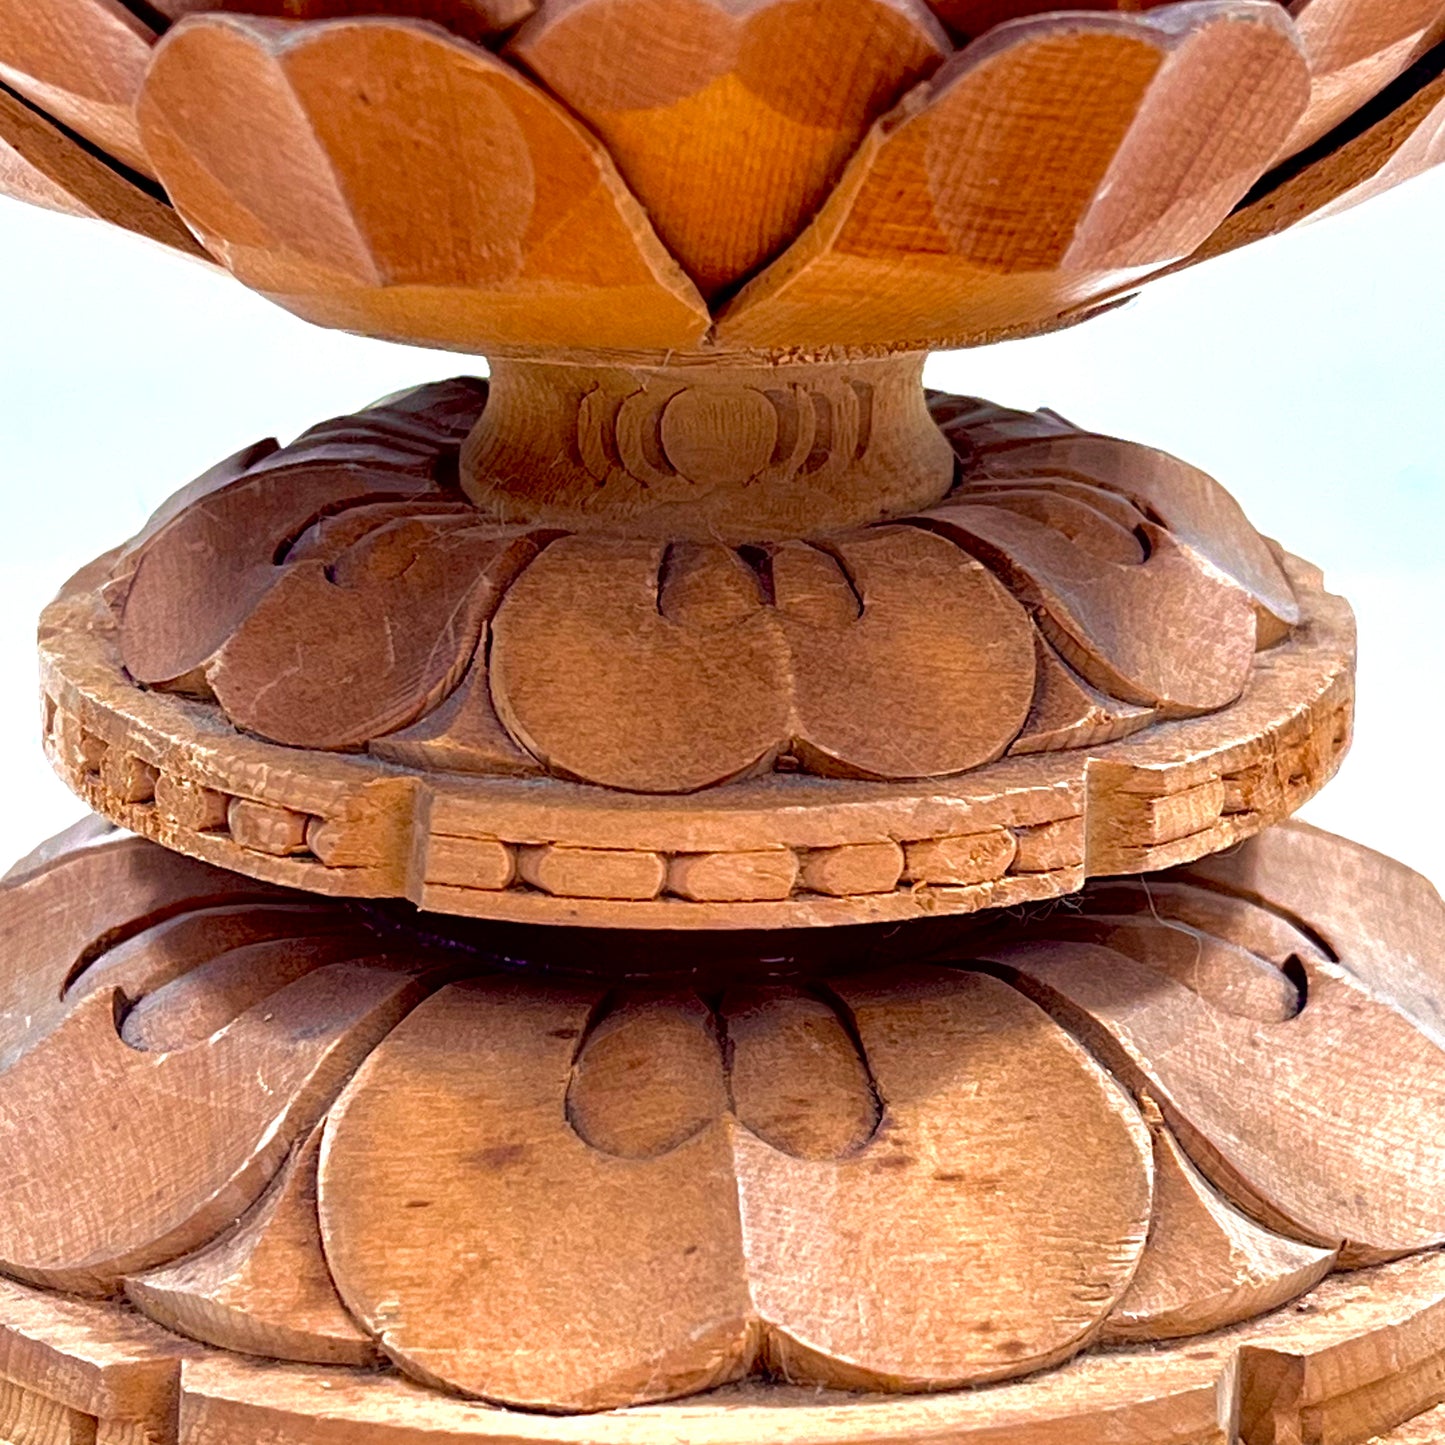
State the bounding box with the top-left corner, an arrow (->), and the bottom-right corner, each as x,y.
0,0 -> 155,177
0,1276 -> 192,1430
1101,1107 -> 1335,1343
0,830 -> 289,1070
0,955 -> 431,1291
988,895 -> 1445,1258
125,1127 -> 381,1368
917,503 -> 1257,714
948,414 -> 1301,632
902,828 -> 1016,886
799,841 -> 905,896
490,527 -> 1036,793
718,4 -> 1311,349
209,527 -> 538,750
0,85 -> 206,258
1281,0 -> 1445,157
39,545 -> 1354,926
506,0 -> 948,297
318,971 -> 1150,1409
1172,59 -> 1445,270
137,15 -> 710,351
1371,1403 -> 1445,1442
13,1250 -> 1436,1443
225,799 -> 309,857
459,355 -> 956,541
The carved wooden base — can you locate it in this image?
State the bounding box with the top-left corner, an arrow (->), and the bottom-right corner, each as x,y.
1,817 -> 1444,1436
38,381 -> 1354,927
5,1229 -> 1445,1444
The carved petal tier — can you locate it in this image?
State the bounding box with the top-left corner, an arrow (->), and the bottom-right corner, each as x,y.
39,377 -> 1353,926
5,0 -> 1445,353
0,820 -> 1442,1428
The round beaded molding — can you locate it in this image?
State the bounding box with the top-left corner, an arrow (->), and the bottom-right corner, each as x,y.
40,548 -> 1352,928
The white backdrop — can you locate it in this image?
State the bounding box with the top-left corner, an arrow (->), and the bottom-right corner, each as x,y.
2,174 -> 1442,890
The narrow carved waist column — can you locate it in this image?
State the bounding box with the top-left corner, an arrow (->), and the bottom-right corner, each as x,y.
460,353 -> 955,541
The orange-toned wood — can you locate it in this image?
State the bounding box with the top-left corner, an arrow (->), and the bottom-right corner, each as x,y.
0,0 -> 155,176
459,355 -> 956,540
507,0 -> 947,297
718,3 -> 1311,348
137,14 -> 710,352
0,83 -> 207,256
126,1128 -> 381,1367
317,971 -> 1150,1409
1281,0 -> 1445,156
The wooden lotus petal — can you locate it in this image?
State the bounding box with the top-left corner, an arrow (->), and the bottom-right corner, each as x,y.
0,0 -> 156,176
209,521 -> 538,749
1009,635 -> 1154,754
0,832 -> 286,1070
991,938 -> 1445,1258
1187,57 -> 1445,268
1281,0 -> 1445,157
1180,820 -> 1445,1051
490,529 -> 1035,793
319,971 -> 1150,1409
112,379 -> 479,649
138,15 -> 710,351
507,0 -> 948,297
737,969 -> 1151,1391
0,84 -> 207,256
962,432 -> 1300,631
0,956 -> 429,1292
320,979 -> 754,1412
119,464 -> 440,686
1102,1112 -> 1335,1342
491,538 -> 791,793
920,504 -> 1257,713
149,0 -> 536,43
776,527 -> 1035,779
127,1126 -> 380,1367
718,1 -> 1310,347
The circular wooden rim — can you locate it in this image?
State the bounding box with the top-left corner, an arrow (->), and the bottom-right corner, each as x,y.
3,1247 -> 1445,1443
39,553 -> 1354,928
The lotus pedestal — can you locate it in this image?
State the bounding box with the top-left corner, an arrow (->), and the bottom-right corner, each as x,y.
4,0 -> 1445,1436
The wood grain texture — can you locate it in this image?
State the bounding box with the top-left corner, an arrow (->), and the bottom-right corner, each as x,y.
317,971 -> 1149,1408
125,1127 -> 381,1367
1281,0 -> 1445,156
507,0 -> 948,296
0,949 -> 430,1291
1101,1108 -> 1336,1342
0,821 -> 1444,1423
136,14 -> 710,351
0,0 -> 156,176
986,870 -> 1445,1261
0,83 -> 207,257
718,2 -> 1311,348
10,1251 -> 1445,1441
40,543 -> 1353,926
459,355 -> 956,541
107,380 -> 1305,811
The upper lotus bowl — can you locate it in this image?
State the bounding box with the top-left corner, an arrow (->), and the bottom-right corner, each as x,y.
3,0 -> 1445,357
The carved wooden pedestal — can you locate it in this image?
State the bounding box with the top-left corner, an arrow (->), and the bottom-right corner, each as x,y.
2,820 -> 1445,1444
5,0 -> 1445,1435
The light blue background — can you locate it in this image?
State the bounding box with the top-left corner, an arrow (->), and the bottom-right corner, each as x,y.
1,174 -> 1441,890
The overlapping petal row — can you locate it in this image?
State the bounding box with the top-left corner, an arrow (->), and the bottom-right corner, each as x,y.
105,379 -> 1299,795
0,820 -> 1441,1410
2,0 -> 1445,350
